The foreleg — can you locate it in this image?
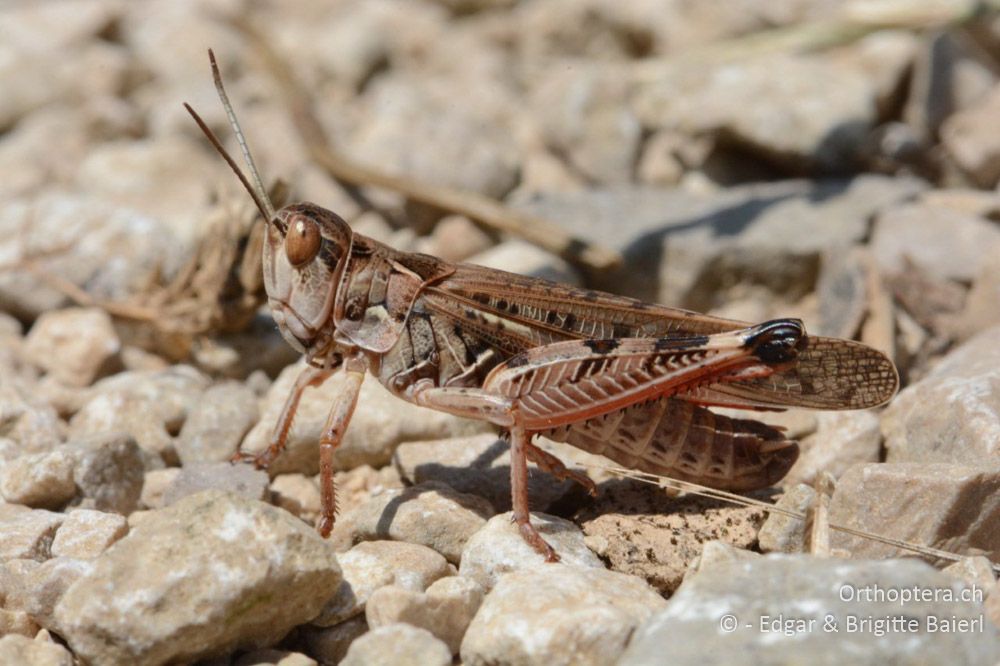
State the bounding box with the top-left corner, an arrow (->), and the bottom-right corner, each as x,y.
316,357 -> 366,536
232,363 -> 336,470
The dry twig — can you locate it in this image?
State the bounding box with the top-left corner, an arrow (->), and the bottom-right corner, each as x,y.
225,15 -> 623,273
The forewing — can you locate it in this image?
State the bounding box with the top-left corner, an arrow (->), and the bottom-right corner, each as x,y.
681,336 -> 898,410
483,331 -> 769,430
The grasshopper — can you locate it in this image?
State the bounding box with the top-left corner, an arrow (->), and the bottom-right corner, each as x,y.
186,52 -> 898,561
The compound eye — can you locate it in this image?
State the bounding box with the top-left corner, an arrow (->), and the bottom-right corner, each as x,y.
285,216 -> 321,267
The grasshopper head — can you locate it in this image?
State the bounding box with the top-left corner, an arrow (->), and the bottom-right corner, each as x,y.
264,203 -> 352,354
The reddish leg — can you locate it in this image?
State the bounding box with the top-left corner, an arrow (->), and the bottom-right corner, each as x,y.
525,442 -> 597,497
510,415 -> 560,562
232,364 -> 335,470
316,360 -> 365,537
399,384 -> 563,560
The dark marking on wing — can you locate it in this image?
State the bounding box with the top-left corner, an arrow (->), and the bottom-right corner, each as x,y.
654,335 -> 708,351
506,354 -> 529,368
584,339 -> 620,354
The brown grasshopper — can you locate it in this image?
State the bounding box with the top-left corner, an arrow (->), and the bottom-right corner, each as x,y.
186,52 -> 898,561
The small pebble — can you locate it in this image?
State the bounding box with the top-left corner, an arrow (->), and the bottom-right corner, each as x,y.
0,449 -> 76,510
161,462 -> 269,506
313,540 -> 451,627
0,504 -> 65,562
341,623 -> 451,666
50,509 -> 128,559
459,512 -> 603,591
330,481 -> 494,563
366,575 -> 484,655
24,307 -> 122,387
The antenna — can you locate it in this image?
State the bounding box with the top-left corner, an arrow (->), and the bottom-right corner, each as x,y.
183,49 -> 276,222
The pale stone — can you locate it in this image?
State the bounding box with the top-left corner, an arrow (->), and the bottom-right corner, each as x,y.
758,484 -> 816,554
161,462 -> 269,506
54,491 -> 342,665
0,504 -> 64,562
0,634 -> 73,666
366,575 -> 484,654
298,615 -> 368,666
69,366 -> 211,464
313,540 -> 451,627
0,449 -> 76,510
459,512 -> 603,592
50,509 -> 128,559
270,473 -> 322,522
341,623 -> 451,666
69,432 -> 145,515
621,556 -> 999,665
461,565 -> 666,666
139,467 -> 179,510
330,481 -> 494,563
176,380 -> 259,465
829,463 -> 1000,561
24,307 -> 121,387
883,325 -> 1000,465
0,608 -> 39,638
3,556 -> 95,629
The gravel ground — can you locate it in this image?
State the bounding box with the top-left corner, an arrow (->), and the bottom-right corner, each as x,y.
1,1 -> 1000,664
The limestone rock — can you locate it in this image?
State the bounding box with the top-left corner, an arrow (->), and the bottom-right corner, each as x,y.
298,615 -> 368,666
54,491 -> 342,665
0,504 -> 64,562
784,411 -> 882,487
0,634 -> 73,666
883,325 -> 1000,465
0,194 -> 186,321
942,88 -> 1000,187
758,484 -> 816,554
341,623 -> 451,666
4,556 -> 95,629
459,512 -> 603,592
621,556 -> 999,665
69,366 -> 211,464
633,54 -> 879,171
0,377 -> 63,460
24,308 -> 122,387
870,203 -> 1000,283
176,380 -> 259,465
366,575 -> 484,654
69,432 -> 145,515
50,509 -> 128,559
579,481 -> 766,595
330,481 -> 494,564
161,462 -> 269,506
139,468 -> 179,510
270,473 -> 322,523
0,449 -> 76,509
461,565 -> 666,666
829,463 -> 1000,561
314,540 -> 451,627
512,176 -> 922,309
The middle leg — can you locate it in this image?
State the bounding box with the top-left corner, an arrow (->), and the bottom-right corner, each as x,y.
509,412 -> 560,562
525,441 -> 597,497
406,383 -> 561,560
